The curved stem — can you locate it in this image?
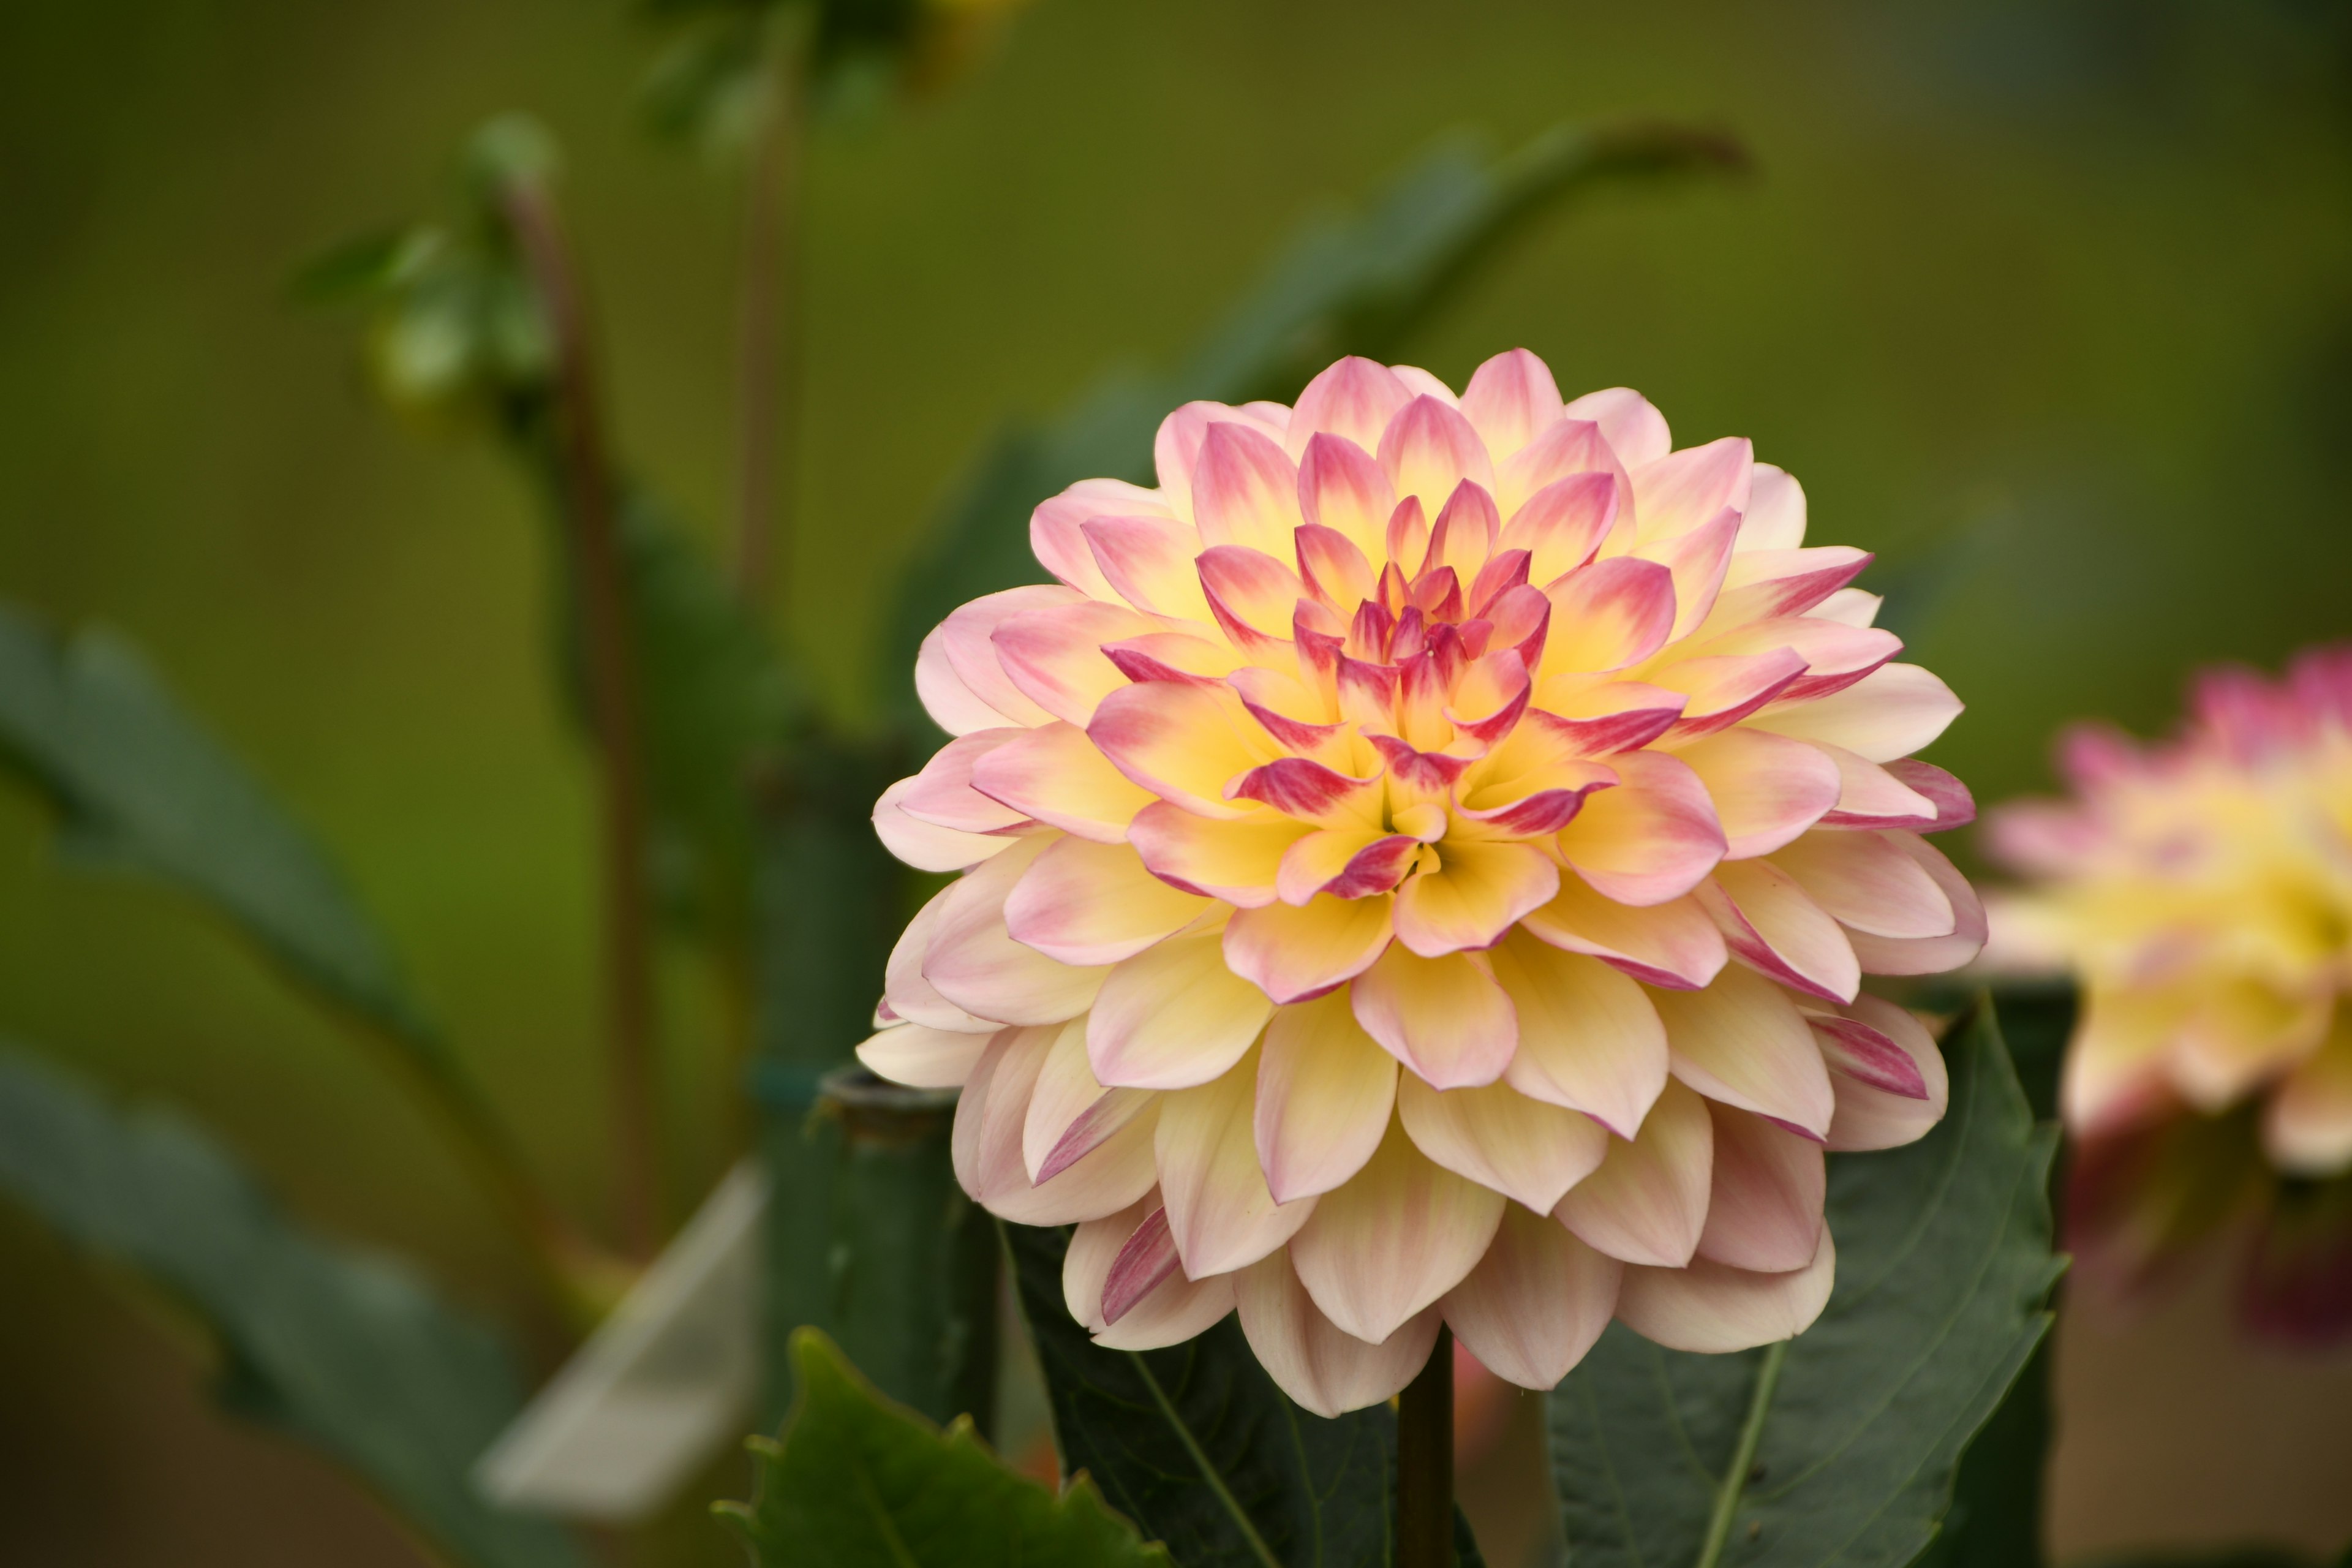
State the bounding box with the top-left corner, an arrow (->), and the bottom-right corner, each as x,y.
1695,1338 -> 1788,1568
498,175 -> 665,1263
1398,1326 -> 1455,1568
730,31 -> 806,607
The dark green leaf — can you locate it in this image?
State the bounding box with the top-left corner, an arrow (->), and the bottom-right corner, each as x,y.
716,1327 -> 1168,1567
0,601 -> 436,1049
1547,1003 -> 2063,1568
0,1044 -> 585,1568
883,119 -> 1744,715
1003,1221 -> 1487,1568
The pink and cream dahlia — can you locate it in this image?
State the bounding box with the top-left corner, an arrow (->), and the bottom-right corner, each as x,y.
1985,648 -> 2352,1339
862,352 -> 1981,1414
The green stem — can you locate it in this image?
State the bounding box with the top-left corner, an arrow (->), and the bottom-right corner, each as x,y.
1125,1352 -> 1281,1568
1398,1326 -> 1455,1568
730,23 -> 807,606
497,174 -> 665,1263
1695,1338 -> 1788,1568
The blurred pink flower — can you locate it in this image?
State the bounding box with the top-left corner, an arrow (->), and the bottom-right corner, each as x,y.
1985,646 -> 2352,1341
862,352 -> 1980,1413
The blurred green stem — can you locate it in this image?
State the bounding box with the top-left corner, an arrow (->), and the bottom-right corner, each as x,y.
1398,1327 -> 1455,1568
731,26 -> 807,606
1695,1338 -> 1787,1568
497,173 -> 666,1263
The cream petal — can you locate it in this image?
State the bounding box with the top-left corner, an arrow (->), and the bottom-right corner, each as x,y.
1770,829 -> 1954,940
1030,478 -> 1164,600
1440,1203 -> 1621,1390
993,600 -> 1158,726
1615,1227 -> 1836,1353
1812,741 -> 1939,829
1629,438 -> 1753,543
970,720 -> 1156,843
897,729 -> 1030,834
1084,513 -> 1217,622
1561,388 -> 1671,468
916,620 -> 1013,736
1696,859 -> 1860,1006
884,883 -> 994,1031
1024,1016 -> 1155,1182
2265,1014 -> 2352,1177
1674,728 -> 1842,859
1397,1072 -> 1608,1213
925,837 -> 1110,1026
1518,875 -> 1728,992
1555,751 -> 1727,907
1695,1102 -> 1826,1273
1156,1054 -> 1316,1276
1349,944 -> 1518,1090
1820,995 -> 1951,1152
1632,508 -> 1741,641
873,773 -> 1020,873
1489,928 -> 1669,1137
1064,1193 -> 1156,1328
1233,1250 -> 1442,1418
856,1021 -> 995,1090
1289,1117 -> 1507,1343
1739,464 -> 1806,550
1004,835 -> 1208,968
1553,1077 -> 1714,1266
1223,894 -> 1397,1005
1391,839 -> 1560,958
1254,992 -> 1401,1202
1745,663 -> 1962,763
1088,928 -> 1274,1090
954,1025 -> 1159,1225
1838,834 -> 1986,976
1653,966 -> 1836,1140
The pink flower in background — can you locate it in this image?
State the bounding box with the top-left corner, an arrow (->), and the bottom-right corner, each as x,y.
1985,647 -> 2352,1341
862,351 -> 1980,1414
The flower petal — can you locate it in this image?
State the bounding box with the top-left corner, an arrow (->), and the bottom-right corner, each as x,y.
1695,1102 -> 1825,1272
884,883 -> 993,1031
1030,478 -> 1164,599
1065,1198 -> 1240,1350
1499,472 -> 1616,586
993,600 -> 1159,726
1770,829 -> 1954,940
1288,357 -> 1414,457
1380,394 -> 1496,513
1155,400 -> 1284,518
1233,1250 -> 1441,1418
1675,728 -> 1842,859
970,721 -> 1157,843
1811,742 -> 1939,829
856,1022 -> 994,1090
1255,992 -> 1401,1202
1297,433 -> 1397,561
1398,1072 -> 1609,1212
929,585 -> 1080,729
1392,840 -> 1561,958
1128,801 -> 1310,907
1193,420 -> 1303,556
1441,1203 -> 1621,1390
1562,388 -> 1670,468
954,1025 -> 1159,1224
1289,1115 -> 1507,1343
1614,1227 -> 1836,1353
1349,944 -> 1518,1089
1746,663 -> 1962,763
873,772 -> 1022,873
1090,681 -> 1272,820
1555,750 -> 1727,907
1005,835 -> 1209,967
1821,995 -> 1951,1152
1653,965 -> 1836,1140
1518,875 -> 1728,991
1629,438 -> 1752,544
1460,349 -> 1565,460
1223,894 -> 1398,1004
1084,513 -> 1217,622
2266,1016 -> 2352,1177
1542,557 -> 1677,676
1553,1077 -> 1714,1266
1088,927 -> 1274,1089
1837,834 -> 1986,975
1739,464 -> 1806,550
1489,928 -> 1670,1137
1156,1050 -> 1316,1276
925,837 -> 1111,1026
1695,859 -> 1860,1005
1025,1016 -> 1154,1182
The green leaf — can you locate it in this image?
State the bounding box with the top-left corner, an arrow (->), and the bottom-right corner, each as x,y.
0,1043 -> 585,1568
1001,1221 -> 1487,1568
716,1327 -> 1169,1567
883,119 -> 1744,715
0,601 -> 436,1050
1547,1002 -> 2064,1568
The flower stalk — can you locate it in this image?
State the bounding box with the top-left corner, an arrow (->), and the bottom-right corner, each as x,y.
1396,1328 -> 1455,1568
731,23 -> 809,606
497,171 -> 665,1262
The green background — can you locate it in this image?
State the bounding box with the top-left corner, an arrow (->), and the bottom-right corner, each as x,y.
2,0 -> 2348,1562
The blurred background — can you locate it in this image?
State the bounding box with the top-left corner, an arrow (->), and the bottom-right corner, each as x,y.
4,0 -> 2351,1562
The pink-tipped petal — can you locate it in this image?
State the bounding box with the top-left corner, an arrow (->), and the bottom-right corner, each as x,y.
1821,995 -> 1951,1152
925,838 -> 1112,1025
1025,1017 -> 1154,1182
954,1025 -> 1159,1225
1838,834 -> 1987,975
1812,742 -> 1940,829
1065,1199 -> 1243,1350
885,884 -> 993,1031
873,772 -> 1022,873
1460,349 -> 1566,461
1089,681 -> 1272,820
1156,1052 -> 1316,1276
1088,927 -> 1274,1090
1490,929 -> 1670,1136
1392,840 -> 1561,959
1542,557 -> 1678,676
856,1022 -> 995,1090
1085,513 -> 1217,622
1198,545 -> 1308,655
1518,875 -> 1729,992
1675,728 -> 1842,859
1288,357 -> 1414,457
971,722 -> 1156,843
1739,464 -> 1807,550
1695,859 -> 1861,1005
1005,835 -> 1209,967
1193,420 -> 1303,556
1155,400 -> 1284,516
1653,966 -> 1836,1140
1223,894 -> 1397,1004
1289,1116 -> 1507,1343
1128,802 -> 1311,908
1770,829 -> 1956,940
932,586 -> 1080,729
1616,1229 -> 1836,1353
1562,388 -> 1671,468
916,621 -> 1018,737
1709,546 -> 1872,625
1030,478 -> 1164,599
1629,438 -> 1753,544
1298,434 -> 1398,561
1499,473 -> 1616,586
1746,663 -> 1963,763
1379,394 -> 1496,512
1881,760 -> 1975,829
1555,751 -> 1728,907
1397,1072 -> 1608,1213
1234,1250 -> 1441,1418
1276,827 -> 1418,906
1652,648 -> 1809,741
1349,944 -> 1519,1090
1441,1203 -> 1621,1390
1554,1077 -> 1714,1266
1254,992 -> 1401,1203
993,600 -> 1158,726
1295,522 -> 1379,612
1695,1102 -> 1826,1272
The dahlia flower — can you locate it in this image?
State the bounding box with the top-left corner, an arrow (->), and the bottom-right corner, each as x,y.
1985,648 -> 2352,1338
862,352 -> 1980,1414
